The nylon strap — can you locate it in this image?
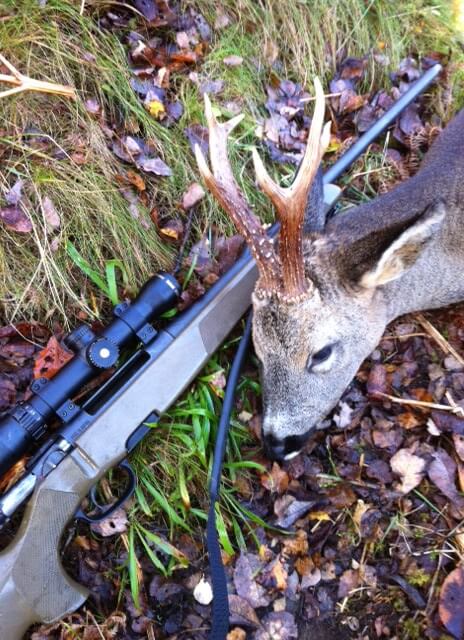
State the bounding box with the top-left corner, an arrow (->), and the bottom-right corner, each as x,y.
207,313 -> 252,639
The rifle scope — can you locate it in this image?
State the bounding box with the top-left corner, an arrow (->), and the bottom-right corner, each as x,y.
0,273 -> 180,477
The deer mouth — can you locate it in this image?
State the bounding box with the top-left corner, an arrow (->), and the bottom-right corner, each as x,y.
263,430 -> 312,461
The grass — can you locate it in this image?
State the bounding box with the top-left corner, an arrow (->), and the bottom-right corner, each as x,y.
1,0 -> 463,323
1,0 -> 464,611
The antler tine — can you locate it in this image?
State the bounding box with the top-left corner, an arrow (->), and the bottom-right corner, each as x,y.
252,77 -> 330,297
194,94 -> 280,292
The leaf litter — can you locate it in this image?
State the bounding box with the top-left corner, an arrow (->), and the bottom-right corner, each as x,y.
1,3 -> 462,638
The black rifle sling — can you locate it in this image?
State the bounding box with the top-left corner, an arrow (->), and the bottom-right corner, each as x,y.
207,312 -> 253,639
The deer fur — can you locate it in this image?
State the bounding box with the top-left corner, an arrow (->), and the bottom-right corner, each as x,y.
196,86 -> 464,461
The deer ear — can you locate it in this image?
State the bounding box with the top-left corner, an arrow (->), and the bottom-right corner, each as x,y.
359,200 -> 446,289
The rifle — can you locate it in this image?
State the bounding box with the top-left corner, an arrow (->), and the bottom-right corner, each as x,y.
0,64 -> 441,639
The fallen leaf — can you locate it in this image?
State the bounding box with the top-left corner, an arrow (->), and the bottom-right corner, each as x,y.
159,219 -> 184,242
228,595 -> 260,628
439,565 -> 464,638
199,79 -> 224,96
126,171 -> 146,192
137,156 -> 172,176
428,449 -> 464,509
263,40 -> 279,66
184,123 -> 209,156
5,178 -> 24,205
84,98 -> 101,115
176,31 -> 190,49
261,462 -> 289,494
282,529 -> 309,557
90,507 -> 128,537
453,433 -> 464,462
227,629 -> 246,640
34,336 -> 74,379
338,569 -> 360,598
42,196 -> 60,230
182,182 -> 205,209
223,55 -> 243,67
390,448 -> 427,494
146,99 -> 166,119
274,497 -> 315,529
254,612 -> 298,640
214,9 -> 231,30
134,0 -> 159,21
193,577 -> 213,605
208,370 -> 226,397
367,364 -> 388,398
0,206 -> 32,233
233,553 -> 270,608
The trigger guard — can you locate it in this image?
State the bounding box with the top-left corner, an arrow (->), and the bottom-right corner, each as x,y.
75,459 -> 136,524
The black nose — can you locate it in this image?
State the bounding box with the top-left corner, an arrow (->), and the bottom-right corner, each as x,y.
263,432 -> 311,461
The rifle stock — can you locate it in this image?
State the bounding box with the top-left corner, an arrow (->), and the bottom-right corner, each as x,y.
0,454 -> 90,638
0,250 -> 258,639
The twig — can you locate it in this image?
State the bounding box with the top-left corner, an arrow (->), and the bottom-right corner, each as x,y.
416,313 -> 464,366
0,53 -> 76,100
377,392 -> 464,417
300,91 -> 342,102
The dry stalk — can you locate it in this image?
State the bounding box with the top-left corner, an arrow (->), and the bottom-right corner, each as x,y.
377,392 -> 464,418
416,313 -> 464,366
0,53 -> 76,100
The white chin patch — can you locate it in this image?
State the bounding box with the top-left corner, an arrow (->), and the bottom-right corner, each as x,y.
284,450 -> 301,461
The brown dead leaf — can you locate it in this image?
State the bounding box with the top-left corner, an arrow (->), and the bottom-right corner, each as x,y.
228,594 -> 260,628
295,556 -> 321,589
159,219 -> 184,242
214,8 -> 231,30
266,559 -> 288,591
0,205 -> 32,233
439,564 -> 464,639
233,553 -> 270,608
182,182 -> 205,210
428,449 -> 464,509
127,171 -> 146,192
254,612 -> 298,640
261,462 -> 289,494
453,433 -> 464,462
208,370 -> 226,397
397,411 -> 422,430
274,497 -> 316,529
282,529 -> 308,557
367,364 -> 389,398
390,448 -> 427,494
90,507 -> 128,537
42,196 -> 60,230
223,55 -> 243,67
338,569 -> 360,598
263,40 -> 279,66
227,629 -> 246,640
326,484 -> 357,509
34,336 -> 73,380
353,500 -> 370,533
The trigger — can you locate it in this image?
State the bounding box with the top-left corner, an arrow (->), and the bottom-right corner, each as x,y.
75,459 -> 137,524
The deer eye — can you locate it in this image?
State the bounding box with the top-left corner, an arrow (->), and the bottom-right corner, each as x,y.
307,345 -> 334,371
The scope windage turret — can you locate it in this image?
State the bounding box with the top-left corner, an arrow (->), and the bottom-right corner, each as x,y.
0,272 -> 180,477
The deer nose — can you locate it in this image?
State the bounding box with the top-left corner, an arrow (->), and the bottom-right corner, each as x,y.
264,432 -> 310,461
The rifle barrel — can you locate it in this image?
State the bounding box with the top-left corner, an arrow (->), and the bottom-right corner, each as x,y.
323,63 -> 442,185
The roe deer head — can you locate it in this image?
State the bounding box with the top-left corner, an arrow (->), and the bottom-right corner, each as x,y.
195,79 -> 464,461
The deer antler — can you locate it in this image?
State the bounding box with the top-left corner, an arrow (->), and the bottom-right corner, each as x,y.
194,94 -> 280,292
252,77 -> 330,297
0,54 -> 76,100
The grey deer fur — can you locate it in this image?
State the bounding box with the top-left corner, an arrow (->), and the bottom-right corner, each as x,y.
196,85 -> 464,461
